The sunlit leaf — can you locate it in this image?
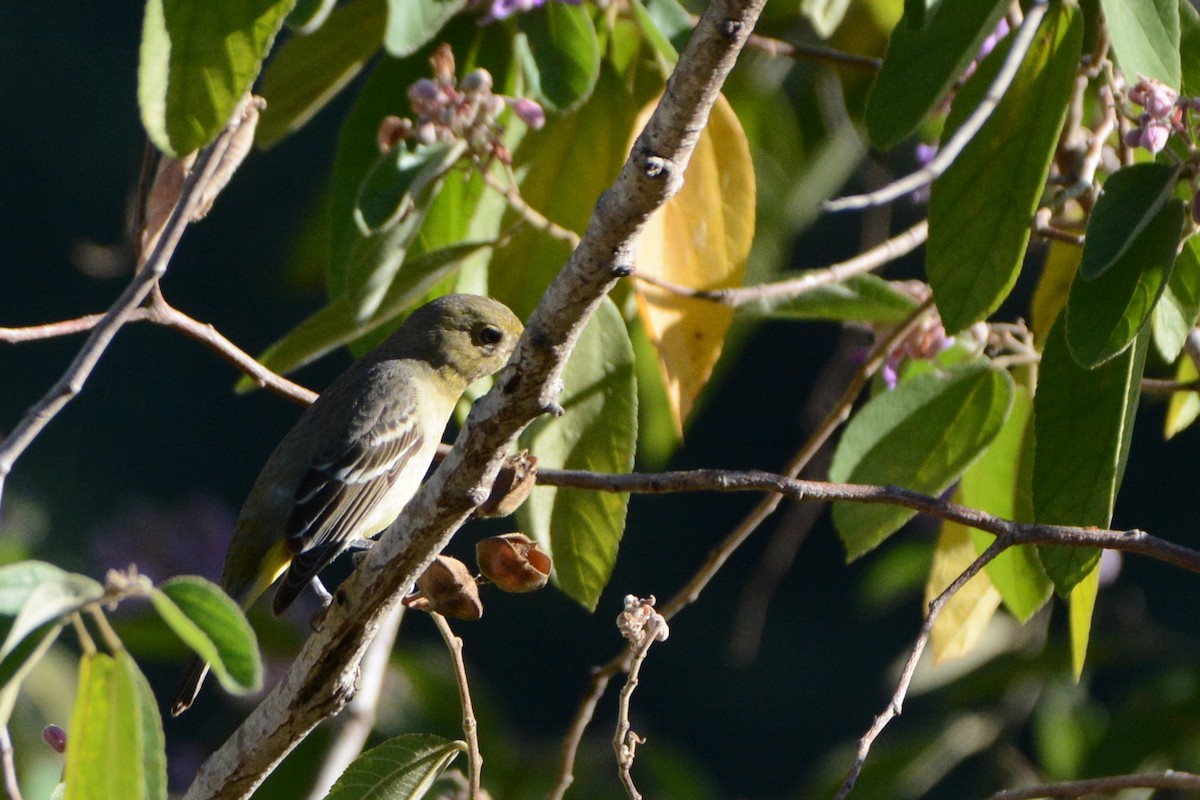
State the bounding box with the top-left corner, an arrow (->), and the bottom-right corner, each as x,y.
64,653 -> 142,800
633,93 -> 755,432
139,0 -> 294,155
325,734 -> 465,800
122,653 -> 167,800
1033,318 -> 1148,593
0,566 -> 102,665
384,0 -> 467,57
1069,565 -> 1100,681
735,275 -> 919,324
1182,0 -> 1200,96
150,577 -> 261,693
1077,163 -> 1180,280
927,517 -> 1002,664
865,0 -> 1008,150
1030,241 -> 1080,341
830,363 -> 1014,560
927,1 -> 1083,332
803,0 -> 854,39
1065,198 -> 1184,368
1099,0 -> 1181,89
257,0 -> 387,148
518,298 -> 637,610
1164,355 -> 1199,439
1153,234 -> 1200,361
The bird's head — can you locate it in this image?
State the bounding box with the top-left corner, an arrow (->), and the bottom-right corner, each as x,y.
399,294 -> 524,383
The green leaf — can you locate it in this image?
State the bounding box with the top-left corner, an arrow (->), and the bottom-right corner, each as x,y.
383,0 -> 467,57
802,0 -> 854,38
0,561 -> 89,615
517,2 -> 601,114
1181,0 -> 1200,96
287,0 -> 337,33
1078,163 -> 1180,280
64,653 -> 142,800
0,567 -> 103,664
1164,353 -> 1199,439
963,387 -> 1052,621
1099,0 -> 1182,89
138,0 -> 294,155
325,734 -> 465,800
518,298 -> 637,610
927,1 -> 1083,332
1033,318 -> 1148,592
120,653 -> 167,800
150,577 -> 261,694
241,241 -> 492,385
490,67 -> 638,319
735,275 -> 920,324
829,363 -> 1015,560
1153,234 -> 1200,361
355,143 -> 462,233
1069,566 -> 1100,680
1065,198 -> 1184,367
257,0 -> 387,149
630,0 -> 690,62
864,0 -> 1009,150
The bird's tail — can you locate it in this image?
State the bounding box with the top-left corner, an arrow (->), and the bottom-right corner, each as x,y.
171,654 -> 211,716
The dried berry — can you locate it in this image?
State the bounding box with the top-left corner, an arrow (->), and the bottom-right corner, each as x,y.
404,555 -> 483,620
477,533 -> 551,593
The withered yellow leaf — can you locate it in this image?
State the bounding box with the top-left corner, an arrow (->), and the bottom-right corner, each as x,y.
926,518 -> 1001,664
632,93 -> 755,432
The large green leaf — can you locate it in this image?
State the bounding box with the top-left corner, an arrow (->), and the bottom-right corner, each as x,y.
864,0 -> 1008,150
1078,163 -> 1180,280
1153,233 -> 1200,361
1065,198 -> 1184,367
830,363 -> 1014,560
0,561 -> 92,615
122,653 -> 167,800
1181,0 -> 1200,96
257,0 -> 387,148
325,734 -> 464,800
516,2 -> 601,114
0,566 -> 102,665
1099,0 -> 1182,89
1033,318 -> 1149,592
518,298 -> 637,610
927,1 -> 1083,333
139,0 -> 294,155
384,0 -> 467,56
150,577 -> 261,693
735,275 -> 919,324
963,387 -> 1052,621
64,653 -> 142,800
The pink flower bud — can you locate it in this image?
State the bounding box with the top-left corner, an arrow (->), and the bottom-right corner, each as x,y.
1123,126 -> 1145,149
1139,121 -> 1170,153
460,69 -> 493,95
509,97 -> 545,130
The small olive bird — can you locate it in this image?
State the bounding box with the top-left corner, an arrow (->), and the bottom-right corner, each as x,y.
171,294 -> 523,715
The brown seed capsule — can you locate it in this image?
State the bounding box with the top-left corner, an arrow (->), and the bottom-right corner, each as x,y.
404,555 -> 482,620
476,533 -> 552,593
477,451 -> 538,518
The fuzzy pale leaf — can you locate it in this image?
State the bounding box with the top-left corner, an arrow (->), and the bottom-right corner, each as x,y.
926,517 -> 1002,664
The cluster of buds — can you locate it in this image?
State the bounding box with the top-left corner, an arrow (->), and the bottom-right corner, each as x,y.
403,533 -> 552,621
617,595 -> 670,648
876,283 -> 988,389
377,44 -> 545,164
1123,76 -> 1194,154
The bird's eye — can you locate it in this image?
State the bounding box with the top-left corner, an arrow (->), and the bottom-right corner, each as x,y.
476,325 -> 504,346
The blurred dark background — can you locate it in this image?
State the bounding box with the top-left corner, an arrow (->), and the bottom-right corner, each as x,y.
5,3 -> 1200,799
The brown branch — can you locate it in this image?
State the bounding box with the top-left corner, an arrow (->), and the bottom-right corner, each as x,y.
629,220 -> 928,307
985,770 -> 1200,799
0,96 -> 259,512
182,1 -> 769,796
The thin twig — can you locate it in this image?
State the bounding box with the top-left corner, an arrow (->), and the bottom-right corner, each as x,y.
483,169 -> 581,248
431,613 -> 482,799
0,727 -> 21,800
985,770 -> 1200,799
745,31 -> 882,70
547,302 -> 934,798
304,605 -> 405,800
613,628 -> 662,800
0,97 -> 258,511
822,0 -> 1051,212
630,220 -> 928,306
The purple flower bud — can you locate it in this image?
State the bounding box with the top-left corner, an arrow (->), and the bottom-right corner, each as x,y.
1123,126 -> 1145,149
1144,83 -> 1178,118
414,120 -> 438,145
882,357 -> 900,390
509,97 -> 546,130
914,142 -> 938,167
408,78 -> 441,105
483,0 -> 542,22
978,17 -> 1010,59
460,69 -> 493,95
42,724 -> 67,753
1139,121 -> 1170,153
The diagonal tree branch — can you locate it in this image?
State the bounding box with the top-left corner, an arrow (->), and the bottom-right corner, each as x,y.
182,0 -> 769,796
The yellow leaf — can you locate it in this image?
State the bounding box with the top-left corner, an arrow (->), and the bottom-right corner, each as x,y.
926,518 -> 1002,664
1165,355 -> 1200,439
1069,563 -> 1100,680
632,94 -> 755,432
1030,241 -> 1079,343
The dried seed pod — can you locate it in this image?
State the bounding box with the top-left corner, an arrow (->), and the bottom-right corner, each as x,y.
42,724 -> 67,754
476,533 -> 551,593
477,451 -> 538,518
404,555 -> 483,620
